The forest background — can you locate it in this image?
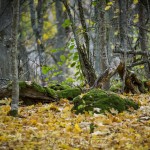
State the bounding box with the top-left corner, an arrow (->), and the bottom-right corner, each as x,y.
0,0 -> 150,149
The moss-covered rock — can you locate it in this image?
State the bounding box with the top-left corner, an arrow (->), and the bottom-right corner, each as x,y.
72,89 -> 139,114
57,88 -> 81,100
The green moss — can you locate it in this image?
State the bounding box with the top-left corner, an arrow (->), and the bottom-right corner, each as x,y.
57,88 -> 81,100
19,81 -> 28,89
7,110 -> 18,117
110,82 -> 122,92
49,84 -> 71,91
72,89 -> 139,114
31,82 -> 46,93
45,87 -> 57,98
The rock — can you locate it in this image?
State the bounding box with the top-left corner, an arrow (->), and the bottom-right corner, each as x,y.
72,89 -> 139,114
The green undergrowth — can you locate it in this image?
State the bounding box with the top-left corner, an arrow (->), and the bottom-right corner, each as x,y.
72,89 -> 139,114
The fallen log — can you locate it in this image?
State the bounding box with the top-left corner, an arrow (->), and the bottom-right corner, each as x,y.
0,82 -> 81,105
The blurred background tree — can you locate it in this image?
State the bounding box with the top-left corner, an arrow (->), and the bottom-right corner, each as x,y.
0,0 -> 149,90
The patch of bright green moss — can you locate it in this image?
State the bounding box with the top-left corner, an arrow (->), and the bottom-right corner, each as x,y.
49,84 -> 71,91
31,82 -> 46,93
72,89 -> 139,114
19,81 -> 28,89
45,87 -> 57,98
57,88 -> 81,100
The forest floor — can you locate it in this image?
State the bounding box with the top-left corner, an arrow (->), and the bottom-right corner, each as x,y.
0,94 -> 150,150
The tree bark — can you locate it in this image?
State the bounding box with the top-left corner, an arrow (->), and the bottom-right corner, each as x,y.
92,57 -> 146,94
8,0 -> 20,117
77,0 -> 90,59
28,0 -> 45,85
61,0 -> 96,86
139,3 -> 150,78
0,0 -> 12,85
118,0 -> 128,92
54,0 -> 66,82
92,57 -> 121,89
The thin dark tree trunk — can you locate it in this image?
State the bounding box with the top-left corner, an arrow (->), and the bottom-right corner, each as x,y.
119,0 -> 128,92
54,0 -> 66,81
77,0 -> 90,59
0,0 -> 12,85
61,0 -> 96,86
139,3 -> 150,78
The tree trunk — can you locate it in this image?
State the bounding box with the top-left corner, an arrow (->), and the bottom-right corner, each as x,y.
94,0 -> 109,89
139,3 -> 150,78
18,9 -> 30,80
8,0 -> 20,117
0,0 -> 12,85
54,0 -> 66,82
28,0 -> 45,85
62,0 -> 96,86
118,0 -> 128,92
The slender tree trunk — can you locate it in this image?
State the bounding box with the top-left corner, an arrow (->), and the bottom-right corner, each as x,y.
62,0 -> 96,86
139,3 -> 150,78
77,0 -> 90,59
8,0 -> 20,117
18,8 -> 30,80
119,0 -> 128,91
0,0 -> 12,85
54,0 -> 66,81
94,0 -> 109,89
28,0 -> 45,85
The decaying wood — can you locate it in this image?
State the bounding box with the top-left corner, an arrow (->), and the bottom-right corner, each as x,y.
117,63 -> 146,94
92,57 -> 147,94
0,83 -> 56,104
92,57 -> 121,88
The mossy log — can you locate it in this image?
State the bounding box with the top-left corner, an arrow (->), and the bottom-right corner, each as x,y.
72,89 -> 139,114
0,81 -> 81,105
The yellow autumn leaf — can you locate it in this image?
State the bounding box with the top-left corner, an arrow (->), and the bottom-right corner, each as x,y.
60,144 -> 72,149
73,123 -> 82,133
66,125 -> 72,132
133,0 -> 138,4
49,104 -> 60,112
105,5 -> 111,11
63,106 -> 71,112
133,14 -> 139,23
43,33 -> 49,41
107,2 -> 113,6
37,39 -> 41,45
0,136 -> 7,141
30,119 -> 37,125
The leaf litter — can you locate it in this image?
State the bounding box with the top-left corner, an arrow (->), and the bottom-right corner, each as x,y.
0,94 -> 150,149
